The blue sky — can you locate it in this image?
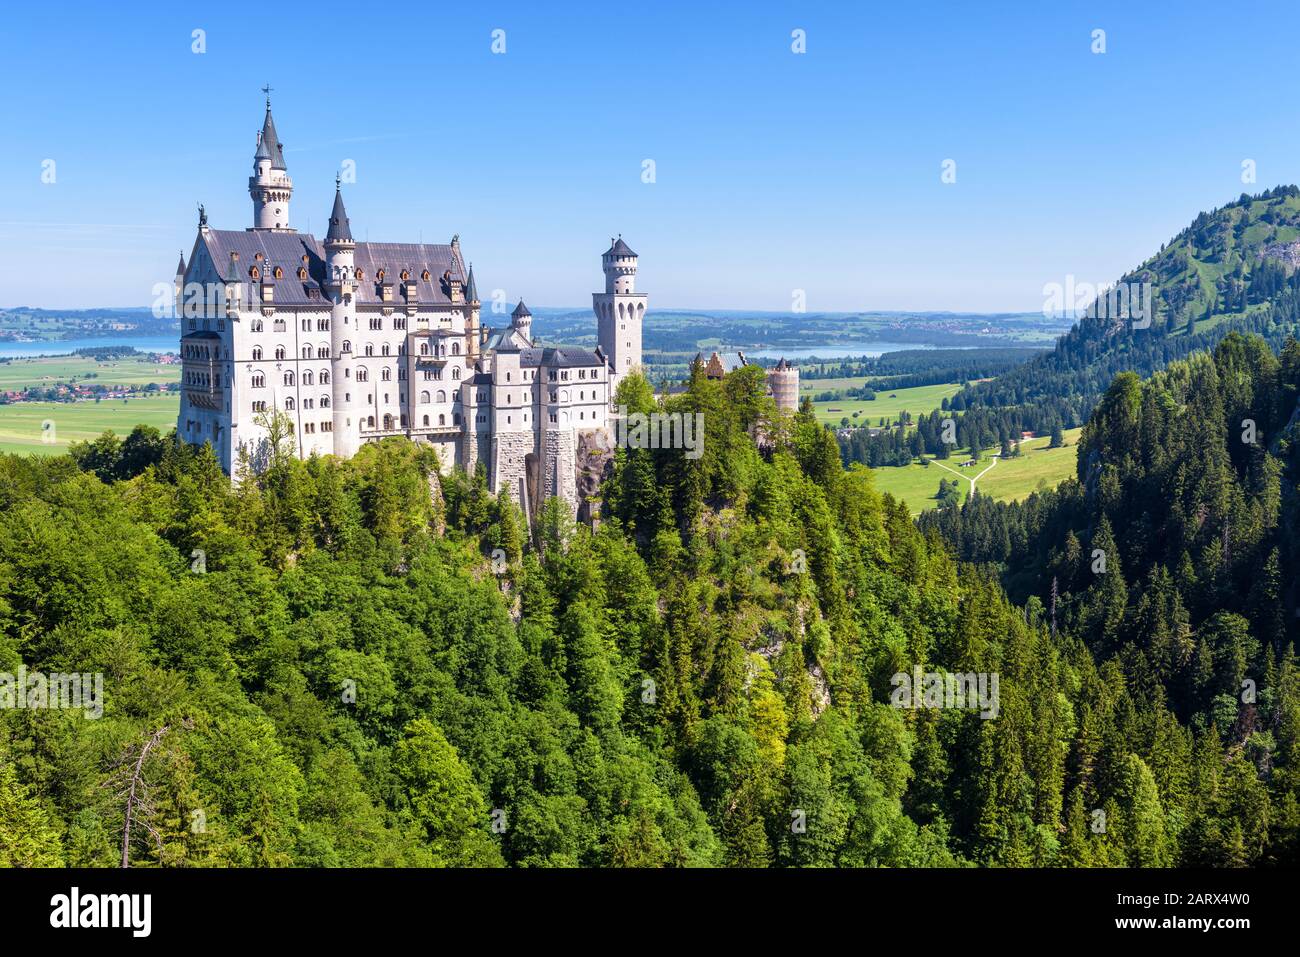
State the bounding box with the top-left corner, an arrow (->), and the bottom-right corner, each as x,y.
2,0 -> 1298,312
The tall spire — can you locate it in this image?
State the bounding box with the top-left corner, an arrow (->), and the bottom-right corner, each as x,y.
465,263 -> 479,303
325,179 -> 353,244
260,102 -> 286,171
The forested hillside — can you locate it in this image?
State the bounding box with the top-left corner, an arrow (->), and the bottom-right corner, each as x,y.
1,359 -> 1294,867
923,333 -> 1300,863
952,186 -> 1300,429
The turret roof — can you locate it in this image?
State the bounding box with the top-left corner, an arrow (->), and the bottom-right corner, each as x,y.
325,188 -> 352,243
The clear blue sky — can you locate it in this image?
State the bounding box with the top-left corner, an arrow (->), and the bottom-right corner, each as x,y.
2,0 -> 1298,312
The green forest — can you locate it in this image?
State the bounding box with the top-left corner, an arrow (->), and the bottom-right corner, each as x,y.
1,352 -> 1295,867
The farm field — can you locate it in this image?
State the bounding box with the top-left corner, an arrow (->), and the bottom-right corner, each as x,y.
868,428 -> 1083,515
0,354 -> 180,391
0,395 -> 179,455
810,381 -> 964,427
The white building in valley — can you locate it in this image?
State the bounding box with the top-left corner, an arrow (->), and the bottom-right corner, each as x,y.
176,96 -> 644,516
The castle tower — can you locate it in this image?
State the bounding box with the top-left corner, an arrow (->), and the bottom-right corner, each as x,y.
594,235 -> 645,394
767,357 -> 800,412
511,299 -> 533,344
249,91 -> 294,231
324,182 -> 358,456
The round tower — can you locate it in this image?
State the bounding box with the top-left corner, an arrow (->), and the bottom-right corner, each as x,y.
594,235 -> 646,392
324,182 -> 358,456
249,91 -> 294,231
767,357 -> 800,413
511,299 -> 533,344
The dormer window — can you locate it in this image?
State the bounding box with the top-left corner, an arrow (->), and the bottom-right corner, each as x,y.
376,269 -> 385,282
254,252 -> 265,262
355,269 -> 365,281
250,266 -> 260,279
298,267 -> 307,280
273,267 -> 283,279
400,270 -> 409,281
421,269 -> 431,281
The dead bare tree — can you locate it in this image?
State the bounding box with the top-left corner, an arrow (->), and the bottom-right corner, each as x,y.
106,719 -> 192,868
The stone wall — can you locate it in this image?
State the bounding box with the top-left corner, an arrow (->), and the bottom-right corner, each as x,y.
491,431 -> 535,506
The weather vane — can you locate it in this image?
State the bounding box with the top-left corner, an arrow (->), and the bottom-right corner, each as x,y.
261,83 -> 273,107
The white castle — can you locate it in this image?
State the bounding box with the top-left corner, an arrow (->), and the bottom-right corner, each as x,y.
176,97 -> 644,518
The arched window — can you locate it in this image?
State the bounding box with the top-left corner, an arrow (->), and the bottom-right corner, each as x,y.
383,414 -> 394,430
451,342 -> 460,355
284,371 -> 295,386
320,370 -> 330,384
321,395 -> 330,408
436,390 -> 446,403
251,373 -> 265,388
251,319 -> 264,332
318,347 -> 329,358
275,346 -> 285,360
303,371 -> 313,385
366,415 -> 374,428
381,368 -> 392,381
438,414 -> 445,426
284,397 -> 295,410
342,340 -> 352,353
252,346 -> 262,361
452,367 -> 460,380
356,367 -> 369,383
382,343 -> 390,356
420,391 -> 430,403
302,345 -> 312,358
419,343 -> 429,355
422,415 -> 429,426
364,343 -> 373,356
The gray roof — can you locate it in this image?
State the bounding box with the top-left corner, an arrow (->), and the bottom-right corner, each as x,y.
465,264 -> 478,303
175,253 -> 186,276
604,236 -> 636,258
325,189 -> 352,243
261,108 -> 286,170
520,346 -> 603,368
199,229 -> 466,307
512,299 -> 531,319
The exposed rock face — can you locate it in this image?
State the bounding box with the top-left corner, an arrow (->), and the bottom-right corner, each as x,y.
575,427 -> 616,524
1261,240 -> 1300,269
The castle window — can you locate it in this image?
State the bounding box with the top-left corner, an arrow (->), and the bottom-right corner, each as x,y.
420,343 -> 429,355
452,368 -> 460,380
436,390 -> 446,403
252,373 -> 265,388
342,340 -> 351,352
273,319 -> 286,332
382,343 -> 390,356
421,269 -> 431,281
253,400 -> 267,412
302,345 -> 312,358
303,371 -> 314,385
400,270 -> 409,281
364,344 -> 374,356
302,319 -> 310,332
318,347 -> 329,359
356,367 -> 369,383
251,319 -> 264,332
423,415 -> 430,426
252,347 -> 263,361
438,414 -> 445,426
420,391 -> 430,403
366,416 -> 375,428
284,397 -> 295,410
250,266 -> 260,279
298,267 -> 307,280
381,368 -> 391,381
320,371 -> 330,384
284,372 -> 295,386
275,346 -> 286,360
321,395 -> 330,407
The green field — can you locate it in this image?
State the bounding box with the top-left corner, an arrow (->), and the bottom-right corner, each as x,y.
0,355 -> 180,391
868,428 -> 1083,515
810,381 -> 964,426
0,395 -> 179,455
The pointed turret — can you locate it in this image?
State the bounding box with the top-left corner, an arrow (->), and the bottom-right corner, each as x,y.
249,90 -> 294,231
465,263 -> 479,303
325,184 -> 353,244
511,299 -> 531,319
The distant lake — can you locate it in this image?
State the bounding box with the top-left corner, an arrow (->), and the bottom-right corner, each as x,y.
0,335 -> 178,359
744,342 -> 940,361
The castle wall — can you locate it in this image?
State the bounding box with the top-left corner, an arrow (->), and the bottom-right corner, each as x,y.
491,431 -> 535,504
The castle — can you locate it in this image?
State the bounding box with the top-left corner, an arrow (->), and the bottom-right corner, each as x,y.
176,97 -> 644,518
